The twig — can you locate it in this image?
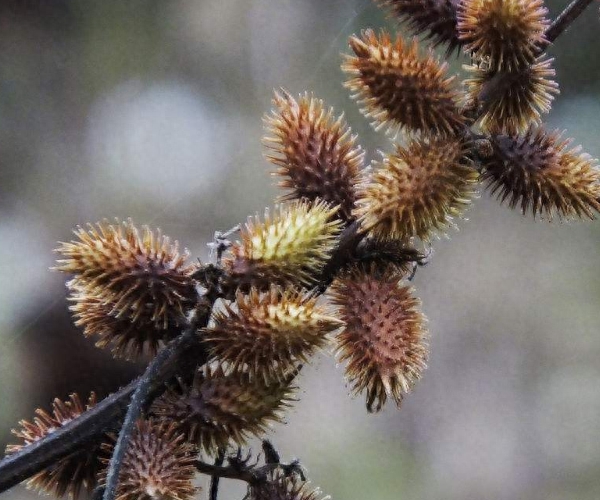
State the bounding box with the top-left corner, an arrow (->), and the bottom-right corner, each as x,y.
101,321 -> 201,500
196,441 -> 304,487
195,461 -> 257,484
0,381 -> 135,493
196,460 -> 286,484
209,449 -> 226,500
195,460 -> 295,486
313,220 -> 363,294
544,0 -> 596,44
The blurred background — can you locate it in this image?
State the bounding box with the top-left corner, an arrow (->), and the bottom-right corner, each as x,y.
1,1 -> 599,499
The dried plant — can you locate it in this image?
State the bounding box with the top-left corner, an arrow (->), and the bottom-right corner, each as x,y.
480,127 -> 600,218
376,0 -> 462,53
248,471 -> 323,500
1,2 -> 599,500
55,220 -> 197,321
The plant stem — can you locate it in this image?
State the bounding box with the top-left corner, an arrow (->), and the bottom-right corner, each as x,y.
195,461 -> 256,483
0,381 -> 135,493
209,450 -> 226,500
100,320 -> 203,500
544,0 -> 596,44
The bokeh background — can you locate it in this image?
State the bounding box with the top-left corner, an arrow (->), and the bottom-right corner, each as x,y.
1,1 -> 599,499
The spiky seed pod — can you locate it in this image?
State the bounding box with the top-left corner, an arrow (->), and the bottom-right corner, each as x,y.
5,393 -> 103,498
354,137 -> 478,242
249,472 -> 324,500
457,0 -> 549,71
464,57 -> 559,134
151,366 -> 298,453
263,90 -> 364,222
342,29 -> 465,138
205,287 -> 342,382
223,200 -> 343,290
99,419 -> 197,500
482,128 -> 600,218
55,219 -> 198,330
375,0 -> 462,54
67,280 -> 182,360
330,265 -> 428,412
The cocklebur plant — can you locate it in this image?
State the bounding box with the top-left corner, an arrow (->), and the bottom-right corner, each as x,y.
1,1 -> 599,500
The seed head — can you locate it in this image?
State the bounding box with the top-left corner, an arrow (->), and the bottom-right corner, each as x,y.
482,127 -> 600,219
67,280 -> 182,360
5,393 -> 102,498
151,366 -> 297,453
330,266 -> 428,412
249,472 -> 324,500
375,0 -> 462,54
354,137 -> 478,242
224,200 -> 342,290
457,0 -> 549,71
263,90 -> 364,221
342,29 -> 464,137
205,287 -> 343,382
464,57 -> 559,134
55,220 -> 198,330
99,419 -> 197,500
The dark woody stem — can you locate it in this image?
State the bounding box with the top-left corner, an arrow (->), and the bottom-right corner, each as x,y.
0,301 -> 212,495
195,461 -> 295,485
195,441 -> 304,486
209,449 -> 226,500
195,461 -> 259,484
100,317 -> 208,500
0,381 -> 135,493
544,0 -> 596,44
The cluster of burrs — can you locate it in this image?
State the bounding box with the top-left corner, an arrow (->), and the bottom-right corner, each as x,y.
3,1 -> 599,500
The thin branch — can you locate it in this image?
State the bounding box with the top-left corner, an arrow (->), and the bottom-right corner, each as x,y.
195,461 -> 292,486
196,441 -> 304,487
209,449 -> 226,500
313,220 -> 363,294
544,0 -> 596,44
0,381 -> 135,493
195,461 -> 257,484
101,319 -> 204,500
195,458 -> 305,486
